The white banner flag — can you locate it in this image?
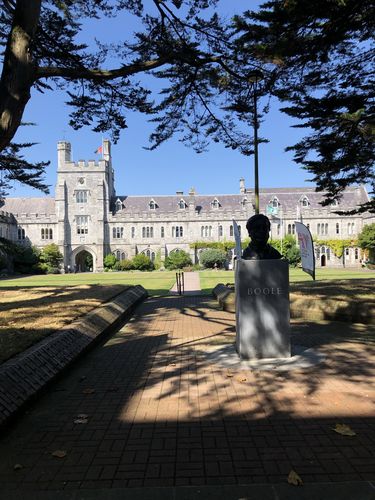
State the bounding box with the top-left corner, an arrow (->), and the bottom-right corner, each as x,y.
295,221 -> 315,279
233,220 -> 242,259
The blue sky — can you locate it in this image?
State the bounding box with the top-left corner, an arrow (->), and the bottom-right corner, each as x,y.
8,0 -> 314,199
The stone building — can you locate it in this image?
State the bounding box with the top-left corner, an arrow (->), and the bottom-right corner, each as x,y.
0,140 -> 373,272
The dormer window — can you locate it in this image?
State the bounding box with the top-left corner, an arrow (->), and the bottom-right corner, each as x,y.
149,199 -> 157,210
299,195 -> 310,208
211,198 -> 220,209
270,197 -> 279,208
178,199 -> 187,209
115,199 -> 122,212
241,197 -> 247,207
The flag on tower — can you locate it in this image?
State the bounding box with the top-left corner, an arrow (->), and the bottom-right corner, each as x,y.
95,145 -> 103,154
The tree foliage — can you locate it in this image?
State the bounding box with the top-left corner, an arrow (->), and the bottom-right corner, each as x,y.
165,249 -> 192,270
358,223 -> 375,251
199,248 -> 227,268
0,0 -> 265,197
234,0 -> 375,212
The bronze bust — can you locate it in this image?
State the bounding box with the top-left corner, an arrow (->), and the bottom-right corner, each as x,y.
242,214 -> 282,260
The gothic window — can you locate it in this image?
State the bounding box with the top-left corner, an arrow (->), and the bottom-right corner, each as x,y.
345,248 -> 349,256
317,223 -> 321,235
300,196 -> 310,207
230,225 -> 233,237
76,215 -> 89,234
288,224 -> 295,235
151,252 -> 155,262
142,226 -> 153,238
131,227 -> 135,238
121,252 -> 126,260
76,190 -> 88,203
161,226 -> 165,238
208,226 -> 212,237
115,199 -> 122,212
113,227 -> 124,239
315,247 -> 320,259
41,228 -> 45,240
326,247 -> 331,260
49,229 -> 53,239
218,225 -> 223,237
271,197 -> 279,208
18,227 -> 25,240
238,225 -> 241,235
336,223 -> 340,235
211,198 -> 220,209
277,224 -> 281,235
325,223 -> 328,235
201,226 -> 204,237
115,250 -> 121,260
173,226 -> 183,238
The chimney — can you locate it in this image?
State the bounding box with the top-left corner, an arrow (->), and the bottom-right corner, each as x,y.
176,191 -> 184,196
239,178 -> 246,195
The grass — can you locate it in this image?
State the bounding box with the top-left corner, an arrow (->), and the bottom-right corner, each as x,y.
0,270 -> 177,296
199,267 -> 374,294
0,267 -> 373,364
0,284 -> 127,364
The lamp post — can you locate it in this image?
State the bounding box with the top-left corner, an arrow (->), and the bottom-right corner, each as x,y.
248,70 -> 264,214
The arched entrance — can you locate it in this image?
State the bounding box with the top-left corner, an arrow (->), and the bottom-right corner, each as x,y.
75,250 -> 94,272
321,254 -> 326,267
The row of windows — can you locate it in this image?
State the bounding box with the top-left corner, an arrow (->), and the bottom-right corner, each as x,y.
41,228 -> 53,240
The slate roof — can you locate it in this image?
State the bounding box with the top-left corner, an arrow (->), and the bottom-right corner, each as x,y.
0,198 -> 55,216
113,186 -> 369,214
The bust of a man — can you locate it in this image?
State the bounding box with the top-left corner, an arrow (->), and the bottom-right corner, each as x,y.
242,214 -> 282,260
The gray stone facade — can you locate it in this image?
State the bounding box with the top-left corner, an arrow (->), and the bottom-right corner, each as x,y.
1,140 -> 373,271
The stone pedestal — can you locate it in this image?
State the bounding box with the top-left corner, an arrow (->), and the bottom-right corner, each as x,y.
235,259 -> 290,359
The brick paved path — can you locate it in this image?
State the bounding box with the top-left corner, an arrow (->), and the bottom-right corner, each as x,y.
0,295 -> 374,493
169,271 -> 201,295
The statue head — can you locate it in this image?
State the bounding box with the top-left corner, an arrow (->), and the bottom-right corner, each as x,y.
246,214 -> 271,247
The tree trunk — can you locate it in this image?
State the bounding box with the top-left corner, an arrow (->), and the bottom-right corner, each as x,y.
0,0 -> 41,151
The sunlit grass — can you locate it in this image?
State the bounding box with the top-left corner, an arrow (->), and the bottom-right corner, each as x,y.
0,270 -> 177,295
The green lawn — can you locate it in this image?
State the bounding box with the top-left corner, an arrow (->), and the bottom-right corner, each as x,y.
0,271 -> 177,296
199,267 -> 374,294
0,267 -> 372,296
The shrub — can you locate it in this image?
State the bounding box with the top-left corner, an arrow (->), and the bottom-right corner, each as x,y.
13,245 -> 40,274
200,248 -> 227,269
132,253 -> 154,271
39,244 -> 63,269
164,250 -> 192,270
114,259 -> 134,271
104,253 -> 117,269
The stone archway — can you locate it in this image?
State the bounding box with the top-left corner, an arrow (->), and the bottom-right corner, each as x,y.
75,250 -> 93,272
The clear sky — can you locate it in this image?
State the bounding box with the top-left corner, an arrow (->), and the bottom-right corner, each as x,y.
8,0 -> 314,200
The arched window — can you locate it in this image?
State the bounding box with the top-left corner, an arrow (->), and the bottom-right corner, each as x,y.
131,227 -> 135,238
271,197 -> 279,208
115,199 -> 122,212
238,225 -> 241,235
315,247 -> 320,259
208,226 -> 212,237
300,196 -> 310,207
121,252 -> 126,260
230,225 -> 233,237
161,226 -> 165,238
324,223 -> 328,235
146,249 -> 151,258
49,228 -> 53,239
142,227 -> 146,238
151,252 -> 155,262
41,228 -> 45,240
218,225 -> 223,237
112,227 -> 116,238
336,223 -> 340,235
326,247 -> 331,260
115,250 -> 121,260
201,226 -> 204,237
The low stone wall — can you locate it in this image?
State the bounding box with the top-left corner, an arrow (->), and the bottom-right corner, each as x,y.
0,285 -> 147,428
213,283 -> 374,324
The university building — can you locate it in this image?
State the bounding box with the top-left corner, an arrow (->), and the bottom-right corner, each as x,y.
0,140 -> 373,272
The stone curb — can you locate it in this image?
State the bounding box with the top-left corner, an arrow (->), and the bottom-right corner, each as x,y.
0,285 -> 148,429
212,283 -> 374,324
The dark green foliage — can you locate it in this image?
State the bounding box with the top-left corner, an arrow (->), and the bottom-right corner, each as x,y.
200,248 -> 227,268
234,0 -> 375,212
270,235 -> 301,267
132,253 -> 155,271
114,259 -> 135,271
164,250 -> 192,270
104,254 -> 117,269
358,224 -> 375,262
13,245 -> 40,274
39,243 -> 63,273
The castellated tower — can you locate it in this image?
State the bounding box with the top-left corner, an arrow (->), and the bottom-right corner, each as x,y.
55,140 -> 114,272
